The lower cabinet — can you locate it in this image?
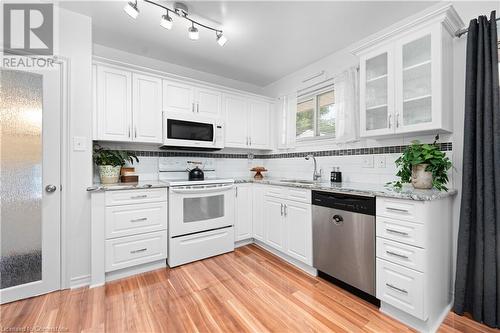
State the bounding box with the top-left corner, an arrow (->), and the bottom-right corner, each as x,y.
252,185 -> 266,241
234,184 -> 253,241
263,196 -> 286,252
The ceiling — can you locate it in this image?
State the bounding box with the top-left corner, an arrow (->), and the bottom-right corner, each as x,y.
61,1 -> 436,87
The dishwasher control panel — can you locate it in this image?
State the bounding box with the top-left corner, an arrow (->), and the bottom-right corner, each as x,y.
312,191 -> 375,216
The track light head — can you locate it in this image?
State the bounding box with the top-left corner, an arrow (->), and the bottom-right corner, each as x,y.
188,24 -> 199,40
124,1 -> 139,19
160,12 -> 173,30
216,32 -> 227,46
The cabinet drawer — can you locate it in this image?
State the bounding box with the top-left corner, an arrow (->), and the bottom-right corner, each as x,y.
105,202 -> 167,239
286,188 -> 311,204
105,188 -> 167,206
376,238 -> 425,272
376,259 -> 425,320
105,231 -> 167,272
265,186 -> 285,198
376,197 -> 424,223
376,216 -> 425,248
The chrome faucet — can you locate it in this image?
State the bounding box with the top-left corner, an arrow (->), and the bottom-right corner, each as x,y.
305,155 -> 322,181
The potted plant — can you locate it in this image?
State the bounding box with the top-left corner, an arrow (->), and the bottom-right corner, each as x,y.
391,136 -> 452,191
93,144 -> 139,184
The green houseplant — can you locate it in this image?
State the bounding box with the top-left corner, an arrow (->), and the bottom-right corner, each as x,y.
93,144 -> 139,184
391,136 -> 452,191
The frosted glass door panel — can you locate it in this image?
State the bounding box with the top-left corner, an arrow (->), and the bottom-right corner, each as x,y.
364,52 -> 389,131
1,70 -> 43,289
403,63 -> 431,100
366,106 -> 388,130
403,35 -> 431,68
403,97 -> 432,125
366,53 -> 388,80
366,79 -> 388,108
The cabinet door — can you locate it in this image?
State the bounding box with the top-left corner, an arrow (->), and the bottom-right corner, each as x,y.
264,196 -> 285,252
224,94 -> 249,148
96,65 -> 132,141
234,185 -> 253,241
276,94 -> 296,150
395,27 -> 439,134
284,200 -> 312,265
195,88 -> 222,118
132,73 -> 163,143
162,80 -> 195,115
249,100 -> 271,149
360,45 -> 395,137
252,185 -> 266,241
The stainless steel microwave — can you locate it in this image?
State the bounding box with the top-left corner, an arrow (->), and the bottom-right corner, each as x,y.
161,114 -> 224,150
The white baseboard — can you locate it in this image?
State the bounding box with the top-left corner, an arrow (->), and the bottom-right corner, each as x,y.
235,238 -> 253,248
70,274 -> 91,289
105,259 -> 167,283
253,240 -> 317,276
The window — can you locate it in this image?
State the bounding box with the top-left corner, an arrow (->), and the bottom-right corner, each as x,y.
296,89 -> 335,140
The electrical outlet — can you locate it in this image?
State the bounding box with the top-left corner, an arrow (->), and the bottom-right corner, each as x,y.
73,136 -> 87,151
375,155 -> 386,168
362,156 -> 374,168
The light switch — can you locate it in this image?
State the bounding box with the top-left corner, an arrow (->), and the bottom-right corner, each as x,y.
73,136 -> 87,151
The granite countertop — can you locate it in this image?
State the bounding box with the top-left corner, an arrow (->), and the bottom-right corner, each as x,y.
87,180 -> 169,192
235,178 -> 457,201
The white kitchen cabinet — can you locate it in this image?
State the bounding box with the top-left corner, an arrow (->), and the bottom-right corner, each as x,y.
252,185 -> 266,241
356,8 -> 459,137
234,184 -> 253,241
276,94 -> 296,150
224,94 -> 249,148
96,65 -> 132,141
132,73 -> 162,143
95,65 -> 162,143
162,80 -> 222,118
162,80 -> 195,115
284,200 -> 312,265
263,196 -> 286,252
224,94 -> 272,150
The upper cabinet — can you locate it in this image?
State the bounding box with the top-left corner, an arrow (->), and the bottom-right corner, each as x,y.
223,94 -> 272,150
94,65 -> 162,143
162,80 -> 222,118
355,5 -> 462,137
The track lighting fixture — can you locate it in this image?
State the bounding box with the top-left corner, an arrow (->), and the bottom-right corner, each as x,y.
160,12 -> 173,30
124,0 -> 139,19
125,1 -> 227,46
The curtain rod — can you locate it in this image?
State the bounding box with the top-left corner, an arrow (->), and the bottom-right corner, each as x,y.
455,17 -> 500,37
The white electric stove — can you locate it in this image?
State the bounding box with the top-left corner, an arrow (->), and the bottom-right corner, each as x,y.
159,157 -> 235,267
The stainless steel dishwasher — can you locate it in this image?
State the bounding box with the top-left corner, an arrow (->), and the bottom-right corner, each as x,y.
312,190 -> 376,296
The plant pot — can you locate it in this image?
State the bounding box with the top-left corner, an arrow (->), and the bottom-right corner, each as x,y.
411,164 -> 433,189
98,165 -> 121,184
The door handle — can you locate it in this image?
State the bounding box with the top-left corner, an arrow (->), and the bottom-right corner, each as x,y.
45,185 -> 57,193
235,187 -> 238,198
130,217 -> 148,222
386,250 -> 409,259
130,248 -> 147,254
386,283 -> 408,294
197,103 -> 199,113
280,203 -> 284,216
284,204 -> 287,217
192,103 -> 195,113
388,114 -> 392,129
134,127 -> 137,138
386,229 -> 409,236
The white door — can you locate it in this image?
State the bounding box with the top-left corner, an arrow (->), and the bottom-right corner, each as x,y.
96,65 -> 132,141
132,73 -> 162,143
394,26 -> 439,134
284,200 -> 312,265
248,100 -> 270,149
360,45 -> 395,137
224,94 -> 248,148
162,80 -> 195,115
1,67 -> 61,304
195,88 -> 221,118
252,185 -> 266,241
234,185 -> 252,241
264,196 -> 285,252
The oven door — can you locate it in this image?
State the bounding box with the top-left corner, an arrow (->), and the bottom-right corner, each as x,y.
163,117 -> 216,148
169,184 -> 235,237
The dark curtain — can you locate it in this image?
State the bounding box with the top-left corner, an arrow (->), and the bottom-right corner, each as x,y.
454,11 -> 500,328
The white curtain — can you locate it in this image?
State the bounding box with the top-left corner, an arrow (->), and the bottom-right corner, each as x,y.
334,67 -> 359,143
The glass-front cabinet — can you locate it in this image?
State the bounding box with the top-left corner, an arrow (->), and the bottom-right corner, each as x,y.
358,19 -> 455,137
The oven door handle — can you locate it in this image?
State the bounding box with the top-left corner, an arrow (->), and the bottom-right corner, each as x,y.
170,184 -> 234,194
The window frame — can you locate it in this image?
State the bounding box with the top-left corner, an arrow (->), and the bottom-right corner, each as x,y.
296,87 -> 335,142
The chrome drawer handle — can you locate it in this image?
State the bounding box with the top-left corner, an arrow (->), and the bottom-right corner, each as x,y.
130,195 -> 147,199
130,248 -> 147,254
386,207 -> 409,213
386,250 -> 409,259
130,217 -> 147,222
386,229 -> 409,236
386,283 -> 408,294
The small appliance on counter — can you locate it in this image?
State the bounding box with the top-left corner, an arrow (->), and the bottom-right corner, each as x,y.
330,167 -> 342,183
187,161 -> 205,181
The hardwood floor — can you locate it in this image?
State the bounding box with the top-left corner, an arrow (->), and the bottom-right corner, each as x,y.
0,244 -> 496,333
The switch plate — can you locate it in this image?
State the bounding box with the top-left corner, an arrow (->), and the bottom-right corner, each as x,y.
375,155 -> 386,168
73,136 -> 87,151
362,156 -> 374,168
